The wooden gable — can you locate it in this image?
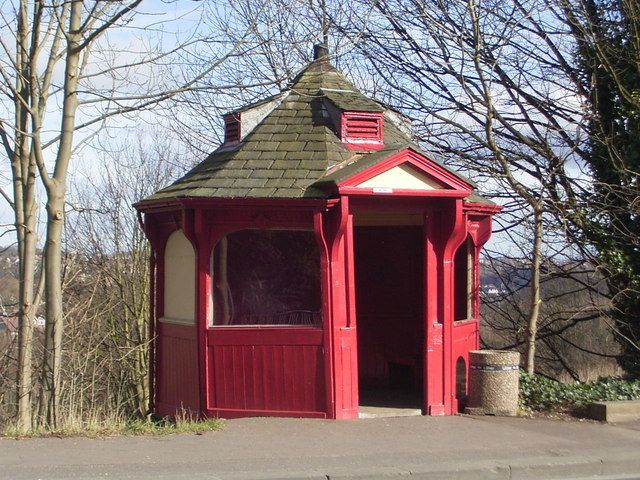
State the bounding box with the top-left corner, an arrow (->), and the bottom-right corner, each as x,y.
336,148 -> 474,197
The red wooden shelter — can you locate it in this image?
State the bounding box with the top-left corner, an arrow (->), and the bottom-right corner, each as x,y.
135,47 -> 500,420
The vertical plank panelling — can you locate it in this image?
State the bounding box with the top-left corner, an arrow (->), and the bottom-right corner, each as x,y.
156,323 -> 199,416
452,319 -> 479,412
206,327 -> 325,417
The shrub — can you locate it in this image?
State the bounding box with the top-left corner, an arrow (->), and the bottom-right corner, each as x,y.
519,372 -> 640,412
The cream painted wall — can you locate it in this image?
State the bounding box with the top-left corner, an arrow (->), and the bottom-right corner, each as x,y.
358,164 -> 444,190
354,213 -> 424,226
162,230 -> 196,325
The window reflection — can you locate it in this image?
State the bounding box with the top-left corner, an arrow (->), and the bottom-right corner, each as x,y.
211,230 -> 322,326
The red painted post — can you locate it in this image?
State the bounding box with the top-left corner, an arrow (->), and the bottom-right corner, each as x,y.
148,247 -> 156,415
192,209 -> 213,417
152,232 -> 168,416
424,206 -> 444,415
330,197 -> 358,419
315,210 -> 336,419
428,199 -> 468,415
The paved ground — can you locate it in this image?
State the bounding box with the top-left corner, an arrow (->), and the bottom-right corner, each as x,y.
1,415 -> 640,480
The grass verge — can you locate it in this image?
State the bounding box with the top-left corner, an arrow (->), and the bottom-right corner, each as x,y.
2,413 -> 224,439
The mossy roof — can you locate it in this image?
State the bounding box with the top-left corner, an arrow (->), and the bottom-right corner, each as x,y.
144,59 -> 491,204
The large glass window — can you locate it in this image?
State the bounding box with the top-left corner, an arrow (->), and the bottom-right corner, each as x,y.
211,229 -> 322,326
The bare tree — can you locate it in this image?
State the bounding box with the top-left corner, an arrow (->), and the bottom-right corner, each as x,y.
0,0 -> 255,431
331,0 -> 601,372
61,131 -> 185,419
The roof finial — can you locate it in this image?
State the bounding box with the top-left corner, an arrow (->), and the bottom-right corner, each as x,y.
313,43 -> 329,62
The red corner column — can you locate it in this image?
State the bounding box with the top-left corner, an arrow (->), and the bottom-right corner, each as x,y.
181,207 -> 216,418
315,196 -> 359,419
425,198 -> 468,415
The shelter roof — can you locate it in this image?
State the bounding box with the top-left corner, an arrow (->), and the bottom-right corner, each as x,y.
142,58 -> 491,204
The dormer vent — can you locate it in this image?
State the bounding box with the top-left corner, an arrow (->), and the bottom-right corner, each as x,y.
223,113 -> 241,145
341,111 -> 384,150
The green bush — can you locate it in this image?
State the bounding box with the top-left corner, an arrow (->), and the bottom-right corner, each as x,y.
519,372 -> 640,412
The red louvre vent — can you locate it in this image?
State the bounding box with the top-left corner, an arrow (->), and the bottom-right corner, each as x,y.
223,113 -> 241,145
341,112 -> 383,150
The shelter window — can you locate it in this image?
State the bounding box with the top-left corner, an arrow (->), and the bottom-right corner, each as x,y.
454,238 -> 475,321
211,229 -> 322,326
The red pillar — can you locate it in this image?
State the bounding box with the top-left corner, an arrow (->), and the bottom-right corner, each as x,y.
315,197 -> 359,419
425,199 -> 468,415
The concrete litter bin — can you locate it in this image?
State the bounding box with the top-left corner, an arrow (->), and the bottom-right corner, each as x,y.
465,350 -> 520,416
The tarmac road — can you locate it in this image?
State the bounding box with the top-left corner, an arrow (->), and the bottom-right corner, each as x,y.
1,415 -> 640,480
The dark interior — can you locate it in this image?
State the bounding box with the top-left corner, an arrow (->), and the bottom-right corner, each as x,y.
211,229 -> 321,326
354,225 -> 424,408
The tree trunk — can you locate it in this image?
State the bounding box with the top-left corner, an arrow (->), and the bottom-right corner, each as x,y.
16,196 -> 38,432
14,0 -> 37,433
41,196 -> 66,427
40,0 -> 82,428
525,207 -> 544,374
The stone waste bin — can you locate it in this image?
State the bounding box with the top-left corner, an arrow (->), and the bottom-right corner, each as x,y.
465,350 -> 520,416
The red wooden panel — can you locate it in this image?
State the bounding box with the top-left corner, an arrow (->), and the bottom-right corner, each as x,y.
157,323 -> 199,415
206,327 -> 325,416
207,327 -> 323,346
338,327 -> 358,417
452,319 -> 480,411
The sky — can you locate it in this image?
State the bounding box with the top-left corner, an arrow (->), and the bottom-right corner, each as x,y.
0,0 -> 592,260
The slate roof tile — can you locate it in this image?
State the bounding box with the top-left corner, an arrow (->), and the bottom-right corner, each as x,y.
271,188 -> 305,197
283,169 -> 310,179
248,187 -> 277,196
265,178 -> 296,188
248,170 -> 280,180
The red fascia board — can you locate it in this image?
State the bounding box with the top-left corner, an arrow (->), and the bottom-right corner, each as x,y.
338,148 -> 475,192
338,186 -> 472,198
463,202 -> 503,214
133,196 -> 339,213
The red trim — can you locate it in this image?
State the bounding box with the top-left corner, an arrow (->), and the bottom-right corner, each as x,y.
207,327 -> 323,345
345,213 -> 356,328
339,148 -> 475,192
464,201 -> 503,214
442,199 -> 468,414
153,237 -> 167,414
205,408 -> 327,419
423,208 -> 436,415
315,211 -> 335,419
148,248 -> 156,415
194,210 -> 213,417
134,197 -> 335,213
329,197 -> 358,419
338,187 -> 471,198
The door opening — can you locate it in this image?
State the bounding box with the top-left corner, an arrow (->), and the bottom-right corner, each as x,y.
354,224 -> 424,415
